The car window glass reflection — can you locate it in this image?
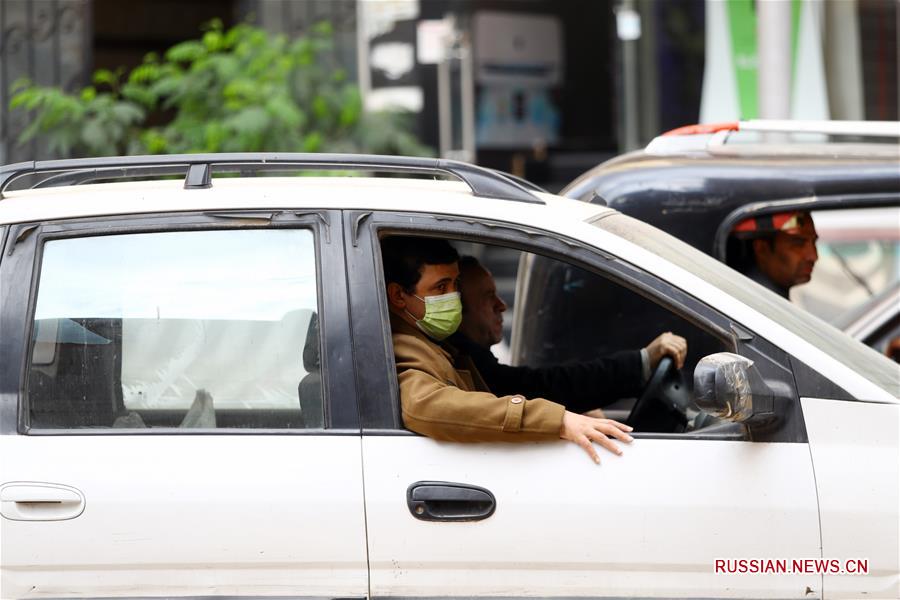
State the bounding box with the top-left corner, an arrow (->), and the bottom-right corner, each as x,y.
27,229 -> 322,430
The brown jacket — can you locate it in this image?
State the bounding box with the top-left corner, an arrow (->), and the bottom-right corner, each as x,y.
391,312 -> 565,442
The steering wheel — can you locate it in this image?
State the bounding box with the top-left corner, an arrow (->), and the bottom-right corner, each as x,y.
625,356 -> 691,433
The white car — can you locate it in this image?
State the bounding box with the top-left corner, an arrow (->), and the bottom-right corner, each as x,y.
0,154 -> 897,599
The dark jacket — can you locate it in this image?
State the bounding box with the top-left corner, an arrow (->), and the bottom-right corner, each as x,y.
449,332 -> 645,413
745,265 -> 791,299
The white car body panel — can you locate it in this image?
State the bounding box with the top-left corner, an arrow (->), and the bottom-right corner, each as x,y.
0,179 -> 600,226
801,397 -> 900,599
0,435 -> 367,598
4,178 -> 891,401
362,436 -> 820,598
1,171 -> 897,599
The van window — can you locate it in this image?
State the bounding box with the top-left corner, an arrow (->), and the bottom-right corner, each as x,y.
26,228 -> 322,429
795,206 -> 900,322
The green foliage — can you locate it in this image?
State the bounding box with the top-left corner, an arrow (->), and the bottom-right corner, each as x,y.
11,20 -> 432,158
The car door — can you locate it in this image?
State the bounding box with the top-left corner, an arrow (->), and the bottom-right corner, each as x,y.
345,210 -> 822,599
785,356 -> 899,599
0,211 -> 368,598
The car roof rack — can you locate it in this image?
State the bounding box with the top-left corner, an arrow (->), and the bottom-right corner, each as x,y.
0,153 -> 544,204
645,119 -> 900,155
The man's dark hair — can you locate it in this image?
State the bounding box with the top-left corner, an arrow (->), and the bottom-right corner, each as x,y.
381,236 -> 459,293
458,255 -> 482,272
726,235 -> 774,272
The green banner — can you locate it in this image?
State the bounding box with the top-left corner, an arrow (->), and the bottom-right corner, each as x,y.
725,0 -> 802,119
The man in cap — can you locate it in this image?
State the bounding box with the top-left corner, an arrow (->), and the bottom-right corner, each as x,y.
729,210 -> 819,299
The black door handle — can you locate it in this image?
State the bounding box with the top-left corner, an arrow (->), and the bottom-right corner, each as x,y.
406,481 -> 496,522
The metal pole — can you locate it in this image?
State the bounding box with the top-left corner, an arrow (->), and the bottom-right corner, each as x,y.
616,0 -> 641,151
459,32 -> 476,164
437,17 -> 454,159
437,55 -> 451,159
824,0 -> 864,120
637,0 -> 659,143
757,0 -> 793,120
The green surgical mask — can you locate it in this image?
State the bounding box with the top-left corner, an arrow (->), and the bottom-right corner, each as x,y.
407,291 -> 462,341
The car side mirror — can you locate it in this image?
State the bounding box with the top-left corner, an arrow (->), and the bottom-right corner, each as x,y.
693,353 -> 776,426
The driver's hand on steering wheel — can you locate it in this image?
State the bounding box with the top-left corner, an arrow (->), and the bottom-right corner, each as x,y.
644,332 -> 687,370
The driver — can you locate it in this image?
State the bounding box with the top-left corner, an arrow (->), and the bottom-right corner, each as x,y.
451,255 -> 687,412
729,211 -> 819,299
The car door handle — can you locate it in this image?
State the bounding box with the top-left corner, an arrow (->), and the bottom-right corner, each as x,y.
0,482 -> 86,521
406,481 -> 496,522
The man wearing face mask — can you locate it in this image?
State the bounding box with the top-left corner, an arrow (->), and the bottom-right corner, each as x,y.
382,235 -> 635,464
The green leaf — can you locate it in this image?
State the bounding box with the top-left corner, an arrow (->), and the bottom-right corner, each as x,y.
140,130 -> 168,154
81,120 -> 109,151
149,75 -> 183,100
166,40 -> 206,63
204,122 -> 227,151
226,106 -> 270,134
223,78 -> 257,102
339,89 -> 362,127
203,30 -> 224,51
120,83 -> 157,108
9,88 -> 34,110
265,96 -> 304,129
9,20 -> 429,158
312,21 -> 333,36
11,77 -> 33,94
204,17 -> 223,32
129,64 -> 160,84
312,95 -> 329,120
93,69 -> 117,87
302,131 -> 322,152
110,102 -> 145,124
210,54 -> 239,80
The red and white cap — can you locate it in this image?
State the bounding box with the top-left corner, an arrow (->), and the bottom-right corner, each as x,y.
732,211 -> 812,238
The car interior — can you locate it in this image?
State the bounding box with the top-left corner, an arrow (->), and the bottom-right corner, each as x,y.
27,312 -> 320,430
389,236 -> 736,436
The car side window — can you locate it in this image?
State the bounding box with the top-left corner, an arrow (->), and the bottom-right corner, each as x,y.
26,228 -> 323,430
798,206 -> 900,322
376,231 -> 735,436
513,253 -> 728,377
482,245 -> 731,425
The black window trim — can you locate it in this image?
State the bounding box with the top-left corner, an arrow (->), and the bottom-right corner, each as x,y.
0,223 -> 33,434
2,209 -> 359,435
0,224 -> 8,266
345,211 -> 790,441
713,192 -> 900,261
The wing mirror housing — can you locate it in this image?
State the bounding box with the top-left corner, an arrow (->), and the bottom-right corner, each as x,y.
693,353 -> 776,426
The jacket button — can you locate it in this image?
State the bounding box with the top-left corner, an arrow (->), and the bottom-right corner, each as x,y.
510,396 -> 524,404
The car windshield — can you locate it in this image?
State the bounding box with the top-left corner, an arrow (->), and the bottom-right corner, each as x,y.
591,212 -> 899,397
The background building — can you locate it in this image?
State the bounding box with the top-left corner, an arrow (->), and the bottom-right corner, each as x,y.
2,0 -> 897,189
